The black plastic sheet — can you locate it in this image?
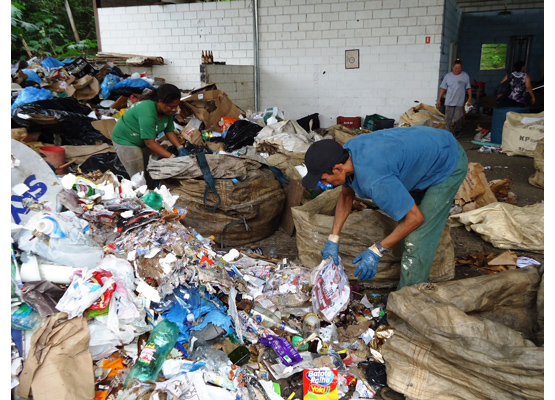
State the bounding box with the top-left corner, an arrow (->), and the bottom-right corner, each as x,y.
79,152 -> 130,179
224,120 -> 263,151
11,97 -> 111,146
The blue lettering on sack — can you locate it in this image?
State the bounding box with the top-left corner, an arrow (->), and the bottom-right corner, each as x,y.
11,174 -> 48,224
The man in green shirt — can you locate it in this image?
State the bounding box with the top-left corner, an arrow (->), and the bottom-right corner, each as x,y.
112,83 -> 187,188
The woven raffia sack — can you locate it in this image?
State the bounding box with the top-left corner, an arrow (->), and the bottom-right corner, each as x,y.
160,155 -> 285,246
528,138 -> 544,188
382,267 -> 543,400
291,187 -> 454,287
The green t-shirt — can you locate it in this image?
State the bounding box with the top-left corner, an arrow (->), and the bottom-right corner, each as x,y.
111,100 -> 176,147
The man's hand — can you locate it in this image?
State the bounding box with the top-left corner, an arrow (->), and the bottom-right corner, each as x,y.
321,240 -> 340,265
353,247 -> 381,281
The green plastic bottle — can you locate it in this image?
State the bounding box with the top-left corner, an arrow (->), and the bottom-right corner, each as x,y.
124,318 -> 179,388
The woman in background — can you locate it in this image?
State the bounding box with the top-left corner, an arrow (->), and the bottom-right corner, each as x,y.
111,83 -> 187,188
498,61 -> 536,107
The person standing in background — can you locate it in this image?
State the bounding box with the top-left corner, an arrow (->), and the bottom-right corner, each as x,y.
497,60 -> 536,107
436,59 -> 473,137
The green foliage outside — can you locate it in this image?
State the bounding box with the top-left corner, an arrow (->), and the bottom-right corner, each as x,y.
11,0 -> 97,63
480,43 -> 507,71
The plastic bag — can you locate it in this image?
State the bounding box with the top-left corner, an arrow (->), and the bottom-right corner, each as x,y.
56,268 -> 116,319
79,152 -> 130,179
11,97 -> 111,145
21,69 -> 43,84
311,258 -> 351,323
11,87 -> 53,115
16,211 -> 103,270
100,73 -> 122,100
41,57 -> 65,69
224,120 -> 263,151
113,78 -> 153,91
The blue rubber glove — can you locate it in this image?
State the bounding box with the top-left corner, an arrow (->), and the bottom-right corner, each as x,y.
177,146 -> 189,157
321,240 -> 340,265
353,248 -> 381,281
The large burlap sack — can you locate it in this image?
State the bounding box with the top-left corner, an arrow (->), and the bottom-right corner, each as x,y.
399,103 -> 446,130
382,267 -> 543,400
528,138 -> 544,188
291,187 -> 454,287
160,155 -> 285,247
501,111 -> 544,157
449,201 -> 544,253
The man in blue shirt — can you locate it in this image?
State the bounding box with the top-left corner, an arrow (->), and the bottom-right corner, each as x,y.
301,127 -> 468,290
437,59 -> 473,137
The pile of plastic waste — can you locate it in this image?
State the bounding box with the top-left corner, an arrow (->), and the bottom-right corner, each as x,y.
11,164 -> 394,400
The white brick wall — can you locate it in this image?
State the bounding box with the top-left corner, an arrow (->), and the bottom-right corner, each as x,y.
98,0 -> 445,126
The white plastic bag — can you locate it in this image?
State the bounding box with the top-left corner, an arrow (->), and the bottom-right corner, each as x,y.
311,258 -> 350,323
55,268 -> 115,319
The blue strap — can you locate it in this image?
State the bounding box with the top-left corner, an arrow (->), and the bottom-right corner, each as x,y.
195,153 -> 221,210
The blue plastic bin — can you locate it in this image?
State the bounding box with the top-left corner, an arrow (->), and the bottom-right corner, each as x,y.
491,107 -> 529,144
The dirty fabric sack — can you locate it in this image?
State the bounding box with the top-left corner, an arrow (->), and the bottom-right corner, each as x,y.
501,111 -> 544,157
292,187 -> 454,287
449,201 -> 543,253
528,138 -> 544,188
399,103 -> 446,130
254,120 -> 314,153
382,267 -> 543,400
11,97 -> 111,145
16,312 -> 95,400
161,154 -> 285,246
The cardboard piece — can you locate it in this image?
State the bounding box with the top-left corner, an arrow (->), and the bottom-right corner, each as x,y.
91,119 -> 117,139
181,125 -> 204,145
454,162 -> 497,209
66,75 -> 100,101
179,89 -> 243,130
110,96 -> 128,111
11,128 -> 40,143
16,313 -> 95,400
487,250 -> 518,266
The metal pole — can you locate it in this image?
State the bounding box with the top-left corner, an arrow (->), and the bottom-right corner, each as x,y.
253,0 -> 260,111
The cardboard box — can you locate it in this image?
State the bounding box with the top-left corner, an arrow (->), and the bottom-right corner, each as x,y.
179,89 -> 243,130
91,119 -> 117,139
110,96 -> 128,111
66,75 -> 100,101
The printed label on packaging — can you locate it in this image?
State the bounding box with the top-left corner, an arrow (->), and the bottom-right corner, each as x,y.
303,368 -> 338,400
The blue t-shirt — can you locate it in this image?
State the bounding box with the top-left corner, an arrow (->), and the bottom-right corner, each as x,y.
440,71 -> 471,106
343,127 -> 459,221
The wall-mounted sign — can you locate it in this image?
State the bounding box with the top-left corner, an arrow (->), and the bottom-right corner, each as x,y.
345,49 -> 359,69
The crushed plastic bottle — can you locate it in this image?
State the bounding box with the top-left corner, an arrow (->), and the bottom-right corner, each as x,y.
123,318 -> 179,388
250,304 -> 300,335
34,214 -> 67,239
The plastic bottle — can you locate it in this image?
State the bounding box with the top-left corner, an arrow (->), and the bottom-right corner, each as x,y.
173,286 -> 200,326
302,313 -> 320,339
124,318 -> 179,388
35,215 -> 67,239
72,183 -> 96,197
250,304 -> 300,335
